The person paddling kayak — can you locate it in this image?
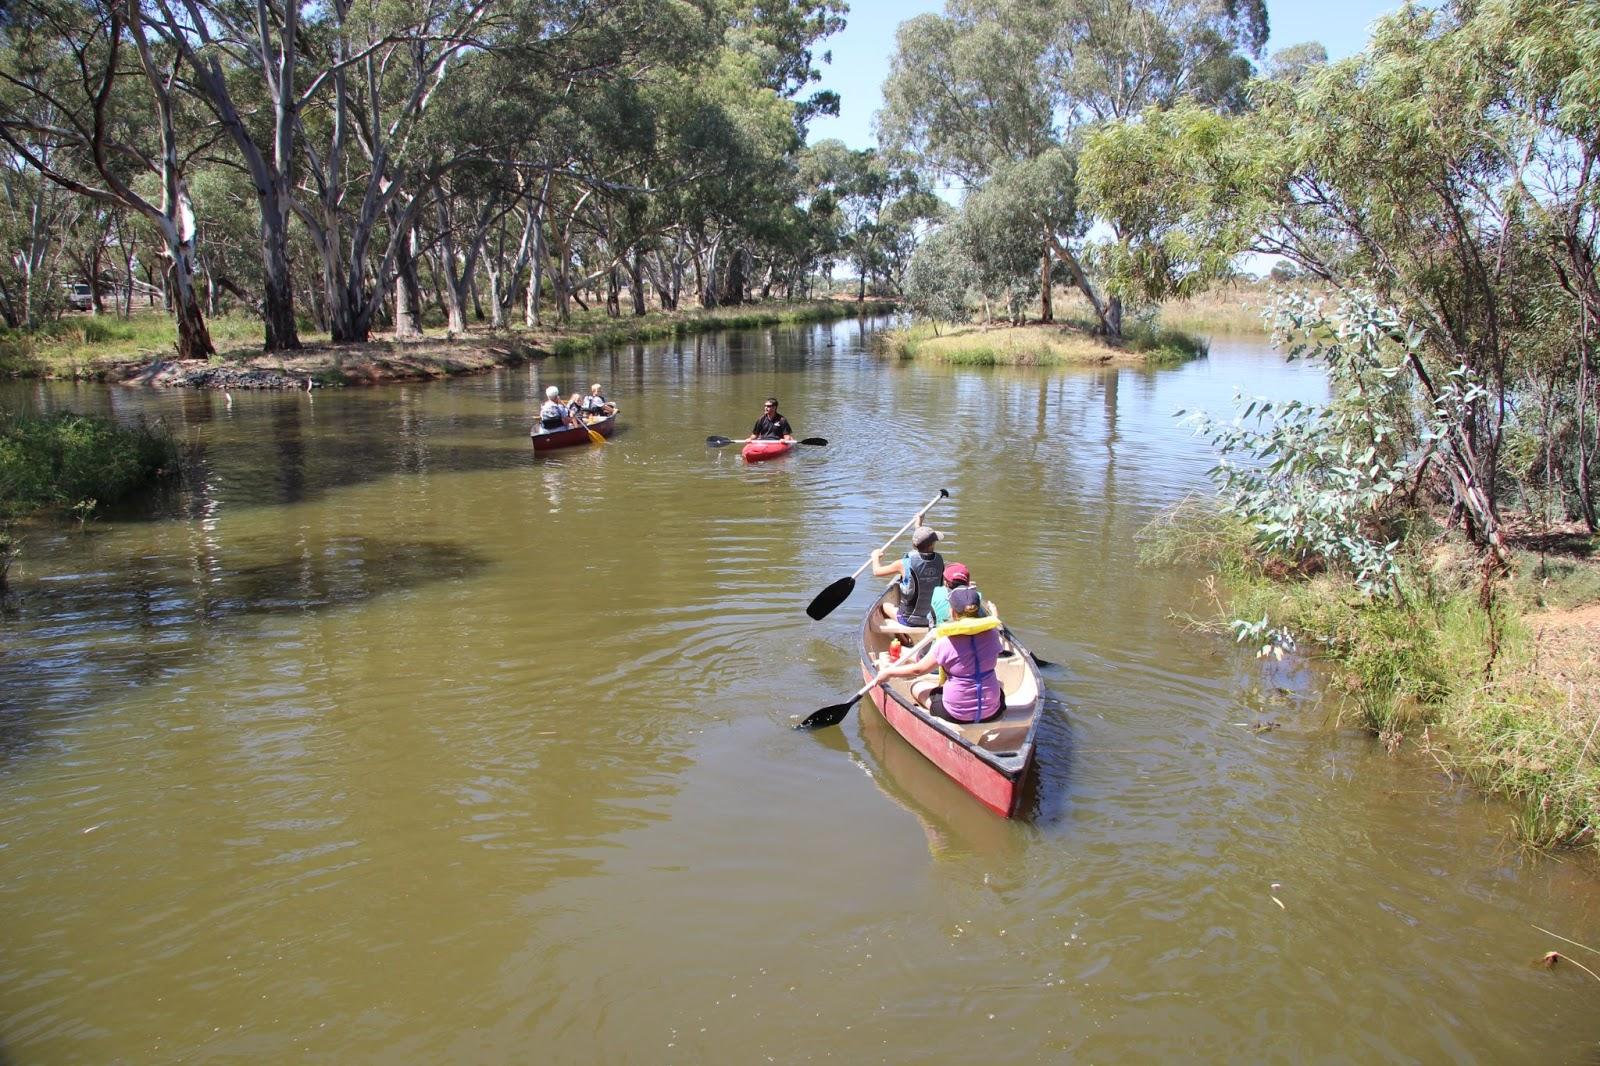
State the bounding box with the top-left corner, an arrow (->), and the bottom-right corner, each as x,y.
741,397 -> 795,444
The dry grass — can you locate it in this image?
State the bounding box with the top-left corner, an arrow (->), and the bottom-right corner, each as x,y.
882,318 -> 1205,367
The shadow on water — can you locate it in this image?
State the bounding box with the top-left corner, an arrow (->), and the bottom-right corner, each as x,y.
0,536 -> 489,766
1023,693 -> 1077,827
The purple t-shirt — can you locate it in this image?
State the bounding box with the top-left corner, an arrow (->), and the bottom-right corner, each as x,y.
932,629 -> 1004,722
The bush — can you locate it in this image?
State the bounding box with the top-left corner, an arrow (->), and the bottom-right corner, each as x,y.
0,409 -> 178,518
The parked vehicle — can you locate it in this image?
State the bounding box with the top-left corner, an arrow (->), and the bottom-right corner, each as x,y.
64,283 -> 94,311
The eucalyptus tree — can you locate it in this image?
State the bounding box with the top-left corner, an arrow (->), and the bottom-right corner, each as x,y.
881,0 -> 1266,331
722,0 -> 846,134
904,223 -> 974,331
0,0 -> 218,355
801,141 -> 938,299
1094,1 -> 1600,550
130,0 -> 313,350
291,0 -> 505,344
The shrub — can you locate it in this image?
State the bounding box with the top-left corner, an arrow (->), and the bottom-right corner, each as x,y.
0,409 -> 178,518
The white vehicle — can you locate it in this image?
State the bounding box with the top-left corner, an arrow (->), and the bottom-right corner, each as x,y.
64,283 -> 94,311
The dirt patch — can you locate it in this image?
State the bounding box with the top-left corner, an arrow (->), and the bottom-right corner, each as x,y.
115,336 -> 547,389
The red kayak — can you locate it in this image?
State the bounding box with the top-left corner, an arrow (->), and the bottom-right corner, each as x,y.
741,439 -> 794,462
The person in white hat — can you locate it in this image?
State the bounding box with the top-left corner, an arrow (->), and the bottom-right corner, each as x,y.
869,516 -> 945,627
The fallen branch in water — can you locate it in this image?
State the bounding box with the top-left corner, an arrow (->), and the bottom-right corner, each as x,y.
1533,924 -> 1600,958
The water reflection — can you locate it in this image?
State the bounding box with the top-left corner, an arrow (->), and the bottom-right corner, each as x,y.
0,319 -> 1597,1062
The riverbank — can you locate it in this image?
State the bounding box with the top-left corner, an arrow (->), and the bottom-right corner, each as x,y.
0,299 -> 898,387
879,318 -> 1207,367
1142,505 -> 1600,852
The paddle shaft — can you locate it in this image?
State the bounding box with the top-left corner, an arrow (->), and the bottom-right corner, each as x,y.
848,489 -> 950,581
707,435 -> 825,446
797,627 -> 941,730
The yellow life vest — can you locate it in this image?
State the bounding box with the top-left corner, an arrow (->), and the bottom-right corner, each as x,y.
935,616 -> 1001,640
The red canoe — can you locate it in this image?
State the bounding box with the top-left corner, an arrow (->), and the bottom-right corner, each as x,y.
741,439 -> 794,462
530,410 -> 618,452
857,582 -> 1044,818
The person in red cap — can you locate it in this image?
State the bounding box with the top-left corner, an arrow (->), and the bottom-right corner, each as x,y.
930,561 -> 980,624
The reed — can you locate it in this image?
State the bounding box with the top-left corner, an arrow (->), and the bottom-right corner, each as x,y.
1139,502 -> 1600,851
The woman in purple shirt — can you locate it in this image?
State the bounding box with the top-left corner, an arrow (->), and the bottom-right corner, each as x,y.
871,587 -> 1004,723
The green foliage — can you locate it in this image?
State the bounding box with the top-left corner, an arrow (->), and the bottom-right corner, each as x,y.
903,226 -> 975,330
1187,292 -> 1484,603
0,409 -> 177,518
1079,102 -> 1271,304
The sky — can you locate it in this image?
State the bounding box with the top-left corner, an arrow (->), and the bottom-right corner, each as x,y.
804,0 -> 1421,151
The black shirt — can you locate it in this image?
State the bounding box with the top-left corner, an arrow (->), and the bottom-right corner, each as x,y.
752,413 -> 793,440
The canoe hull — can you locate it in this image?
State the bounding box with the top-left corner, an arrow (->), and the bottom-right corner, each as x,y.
861,668 -> 1030,817
856,583 -> 1044,818
741,440 -> 793,462
530,411 -> 617,452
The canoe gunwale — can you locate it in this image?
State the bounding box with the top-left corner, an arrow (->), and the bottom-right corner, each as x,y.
529,409 -> 619,451
855,581 -> 1044,816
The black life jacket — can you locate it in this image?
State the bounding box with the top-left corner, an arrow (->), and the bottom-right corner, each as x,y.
898,550 -> 945,626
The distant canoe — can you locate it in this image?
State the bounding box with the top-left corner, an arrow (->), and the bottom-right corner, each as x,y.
858,582 -> 1043,818
530,410 -> 618,452
741,439 -> 793,462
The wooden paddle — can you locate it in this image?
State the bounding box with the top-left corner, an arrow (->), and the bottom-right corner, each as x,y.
804,488 -> 949,621
795,628 -> 939,731
706,435 -> 827,447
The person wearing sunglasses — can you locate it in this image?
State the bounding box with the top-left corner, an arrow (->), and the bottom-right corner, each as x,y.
742,397 -> 795,444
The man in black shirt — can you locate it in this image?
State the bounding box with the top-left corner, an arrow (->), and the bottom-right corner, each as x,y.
743,397 -> 795,442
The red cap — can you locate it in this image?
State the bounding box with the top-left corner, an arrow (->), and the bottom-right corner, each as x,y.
943,563 -> 970,586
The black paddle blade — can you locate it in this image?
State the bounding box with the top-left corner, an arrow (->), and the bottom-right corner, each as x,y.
706,435 -> 735,447
799,437 -> 828,446
805,575 -> 855,620
796,693 -> 863,730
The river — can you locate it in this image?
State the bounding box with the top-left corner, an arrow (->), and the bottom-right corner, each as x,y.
1,316 -> 1596,1061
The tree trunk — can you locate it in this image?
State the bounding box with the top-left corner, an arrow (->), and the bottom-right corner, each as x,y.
1040,242 -> 1053,323
555,228 -> 572,325
87,239 -> 105,315
630,248 -> 646,316
1108,295 -> 1123,336
172,264 -> 214,361
261,207 -> 299,349
526,211 -> 545,328
488,265 -> 506,329
393,224 -> 423,339
606,266 -> 620,317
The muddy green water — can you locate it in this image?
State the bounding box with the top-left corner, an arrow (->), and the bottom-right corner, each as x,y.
1,317 -> 1597,1062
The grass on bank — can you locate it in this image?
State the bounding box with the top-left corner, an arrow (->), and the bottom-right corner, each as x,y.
1044,280 -> 1336,338
881,317 -> 1207,367
1140,502 -> 1600,851
0,408 -> 178,520
0,313 -> 286,378
0,298 -> 898,380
